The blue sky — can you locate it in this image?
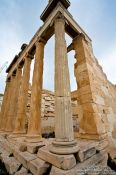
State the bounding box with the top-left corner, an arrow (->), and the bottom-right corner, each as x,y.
0,0 -> 116,93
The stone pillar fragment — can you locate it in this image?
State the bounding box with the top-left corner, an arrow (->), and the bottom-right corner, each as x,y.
13,54 -> 32,134
50,16 -> 79,154
0,78 -> 11,131
27,39 -> 45,140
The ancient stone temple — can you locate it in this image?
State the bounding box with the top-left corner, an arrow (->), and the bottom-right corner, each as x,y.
0,0 -> 116,174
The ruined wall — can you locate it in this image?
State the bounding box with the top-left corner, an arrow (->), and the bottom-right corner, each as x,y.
73,34 -> 116,145
106,82 -> 116,144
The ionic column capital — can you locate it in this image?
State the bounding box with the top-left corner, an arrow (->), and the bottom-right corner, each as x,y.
36,37 -> 46,47
54,12 -> 67,25
12,73 -> 16,78
6,77 -> 11,83
25,53 -> 34,60
17,65 -> 22,71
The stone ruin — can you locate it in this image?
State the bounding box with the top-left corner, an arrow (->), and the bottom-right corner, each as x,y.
0,0 -> 116,174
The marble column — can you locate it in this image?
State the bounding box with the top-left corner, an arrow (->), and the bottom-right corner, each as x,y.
13,66 -> 22,119
50,16 -> 79,154
5,73 -> 16,132
0,78 -> 11,131
13,54 -> 32,134
27,39 -> 45,141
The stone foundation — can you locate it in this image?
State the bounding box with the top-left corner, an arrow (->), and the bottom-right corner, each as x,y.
0,134 -> 115,175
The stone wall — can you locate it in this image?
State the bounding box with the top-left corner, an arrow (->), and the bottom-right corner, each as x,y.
73,35 -> 116,145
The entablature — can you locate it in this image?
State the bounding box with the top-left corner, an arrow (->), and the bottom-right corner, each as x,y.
7,2 -> 91,78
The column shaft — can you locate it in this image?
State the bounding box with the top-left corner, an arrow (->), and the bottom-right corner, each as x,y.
13,67 -> 22,130
50,16 -> 78,155
54,17 -> 74,142
5,74 -> 16,132
27,40 -> 44,137
0,79 -> 11,130
13,55 -> 32,134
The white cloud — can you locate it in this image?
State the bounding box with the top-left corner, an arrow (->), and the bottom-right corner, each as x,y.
0,0 -> 115,93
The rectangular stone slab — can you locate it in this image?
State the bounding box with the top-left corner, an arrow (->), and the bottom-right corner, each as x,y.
37,146 -> 76,170
77,147 -> 96,162
13,150 -> 36,168
4,157 -> 21,175
50,151 -> 108,175
28,158 -> 50,175
15,167 -> 28,175
27,142 -> 45,154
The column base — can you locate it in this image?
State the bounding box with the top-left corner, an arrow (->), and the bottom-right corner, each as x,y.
8,132 -> 26,139
76,132 -> 107,141
50,140 -> 79,155
25,135 -> 43,143
0,131 -> 9,137
0,130 -> 6,134
1,130 -> 12,135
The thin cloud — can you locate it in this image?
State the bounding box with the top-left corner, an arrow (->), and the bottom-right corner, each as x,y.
0,0 -> 116,93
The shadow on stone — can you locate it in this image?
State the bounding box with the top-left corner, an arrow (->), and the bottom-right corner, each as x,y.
43,164 -> 52,175
0,160 -> 9,175
107,153 -> 116,172
9,153 -> 14,157
17,164 -> 23,171
42,132 -> 55,139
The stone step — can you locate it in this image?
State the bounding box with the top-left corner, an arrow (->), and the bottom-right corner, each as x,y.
0,151 -> 21,175
28,158 -> 50,175
0,150 -> 12,162
37,145 -> 76,170
27,142 -> 45,154
14,167 -> 28,175
107,147 -> 116,159
13,150 -> 36,169
50,151 -> 108,175
0,139 -> 13,153
4,157 -> 21,175
77,146 -> 96,162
